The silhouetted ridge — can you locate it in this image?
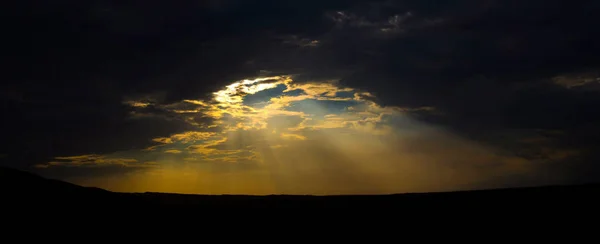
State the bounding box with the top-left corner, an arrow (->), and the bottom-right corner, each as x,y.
0,166 -> 122,205
2,166 -> 600,210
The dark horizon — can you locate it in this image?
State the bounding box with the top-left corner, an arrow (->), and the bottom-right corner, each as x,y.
3,164 -> 600,196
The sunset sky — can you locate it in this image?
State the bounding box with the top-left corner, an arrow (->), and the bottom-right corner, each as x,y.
3,0 -> 600,195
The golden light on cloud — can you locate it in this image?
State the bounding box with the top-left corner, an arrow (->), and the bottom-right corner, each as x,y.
40,75 -> 562,195
124,100 -> 151,108
35,154 -> 156,168
280,133 -> 307,141
213,76 -> 289,104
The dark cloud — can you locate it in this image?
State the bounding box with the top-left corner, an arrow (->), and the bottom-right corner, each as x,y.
4,0 -> 600,185
326,0 -> 600,183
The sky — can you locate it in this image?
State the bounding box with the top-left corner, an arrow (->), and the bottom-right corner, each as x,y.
2,0 -> 600,195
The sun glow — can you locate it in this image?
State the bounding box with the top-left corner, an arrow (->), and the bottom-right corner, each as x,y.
38,75 -> 539,195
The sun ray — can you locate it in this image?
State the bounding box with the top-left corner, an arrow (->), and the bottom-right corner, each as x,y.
40,75 -> 541,195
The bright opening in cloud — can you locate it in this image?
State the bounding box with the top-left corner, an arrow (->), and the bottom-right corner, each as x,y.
37,76 -> 542,195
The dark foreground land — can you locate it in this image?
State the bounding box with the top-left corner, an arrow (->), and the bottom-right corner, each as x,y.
4,166 -> 597,236
2,166 -> 599,218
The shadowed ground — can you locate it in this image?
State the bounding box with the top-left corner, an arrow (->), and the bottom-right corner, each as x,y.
3,166 -> 599,213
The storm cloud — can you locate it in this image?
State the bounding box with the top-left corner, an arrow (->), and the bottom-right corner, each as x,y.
3,0 -> 600,193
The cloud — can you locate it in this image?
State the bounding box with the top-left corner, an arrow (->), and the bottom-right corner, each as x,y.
327,10 -> 422,35
6,0 -> 600,193
35,154 -> 157,169
32,75 -> 560,194
280,133 -> 307,141
163,131 -> 217,144
281,35 -> 321,48
552,71 -> 600,90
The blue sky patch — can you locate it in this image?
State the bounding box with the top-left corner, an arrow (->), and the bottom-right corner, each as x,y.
283,88 -> 307,97
243,84 -> 287,107
287,99 -> 360,117
335,91 -> 355,98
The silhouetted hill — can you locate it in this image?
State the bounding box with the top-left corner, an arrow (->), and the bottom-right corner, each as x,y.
0,166 -> 123,205
2,166 -> 600,214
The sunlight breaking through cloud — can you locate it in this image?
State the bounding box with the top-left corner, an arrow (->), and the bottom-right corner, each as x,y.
36,76 -> 548,195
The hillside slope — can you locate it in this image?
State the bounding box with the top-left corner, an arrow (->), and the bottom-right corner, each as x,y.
2,166 -> 600,211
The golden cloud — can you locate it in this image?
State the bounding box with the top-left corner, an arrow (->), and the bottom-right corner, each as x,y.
280,133 -> 307,141
123,101 -> 151,108
49,76 -> 442,169
41,75 -> 576,195
151,131 -> 217,145
35,154 -> 157,168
